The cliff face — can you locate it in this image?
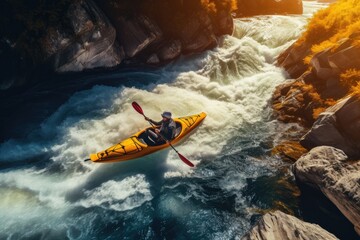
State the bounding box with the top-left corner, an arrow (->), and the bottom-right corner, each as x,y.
48,0 -> 123,72
0,0 -> 303,90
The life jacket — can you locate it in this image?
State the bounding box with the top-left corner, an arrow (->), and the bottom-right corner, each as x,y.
160,119 -> 176,140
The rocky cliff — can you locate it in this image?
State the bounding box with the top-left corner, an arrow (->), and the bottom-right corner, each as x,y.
274,0 -> 360,126
0,0 -> 303,90
272,0 -> 360,237
241,210 -> 338,240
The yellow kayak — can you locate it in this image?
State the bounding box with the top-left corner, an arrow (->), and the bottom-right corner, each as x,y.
89,112 -> 207,163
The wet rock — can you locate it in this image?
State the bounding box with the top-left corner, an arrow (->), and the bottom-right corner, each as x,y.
241,210 -> 338,240
293,146 -> 360,235
48,0 -> 122,72
300,95 -> 360,158
235,0 -> 303,17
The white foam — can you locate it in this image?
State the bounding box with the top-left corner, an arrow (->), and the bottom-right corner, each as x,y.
0,11 -> 315,238
79,174 -> 152,212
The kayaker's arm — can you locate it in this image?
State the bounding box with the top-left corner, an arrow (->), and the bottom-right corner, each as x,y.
144,117 -> 162,126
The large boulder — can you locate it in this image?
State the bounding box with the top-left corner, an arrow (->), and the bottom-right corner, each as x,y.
293,146 -> 360,235
157,40 -> 182,62
179,10 -> 217,54
211,9 -> 234,36
46,0 -> 123,72
328,44 -> 360,72
110,14 -> 163,58
241,210 -> 338,240
277,42 -> 311,79
235,0 -> 303,17
300,95 -> 360,158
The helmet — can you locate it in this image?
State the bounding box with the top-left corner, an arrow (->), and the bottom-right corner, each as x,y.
161,111 -> 172,118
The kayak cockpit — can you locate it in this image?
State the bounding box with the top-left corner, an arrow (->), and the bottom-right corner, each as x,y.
137,121 -> 182,146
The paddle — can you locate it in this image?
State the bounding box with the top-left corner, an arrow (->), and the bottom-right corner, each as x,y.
132,101 -> 194,167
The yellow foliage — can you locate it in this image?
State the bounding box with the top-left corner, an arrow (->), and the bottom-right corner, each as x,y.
201,0 -> 238,14
351,82 -> 360,95
313,107 -> 326,119
340,69 -> 360,88
298,0 -> 360,63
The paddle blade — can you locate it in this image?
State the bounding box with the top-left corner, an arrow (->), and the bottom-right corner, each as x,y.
178,153 -> 194,167
132,101 -> 144,115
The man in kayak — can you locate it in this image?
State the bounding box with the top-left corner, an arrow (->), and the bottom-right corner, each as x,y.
145,111 -> 176,144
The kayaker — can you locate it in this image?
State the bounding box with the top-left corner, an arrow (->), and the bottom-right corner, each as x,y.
145,111 -> 176,144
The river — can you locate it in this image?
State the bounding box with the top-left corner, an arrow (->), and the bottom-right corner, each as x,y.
2,1 -> 349,240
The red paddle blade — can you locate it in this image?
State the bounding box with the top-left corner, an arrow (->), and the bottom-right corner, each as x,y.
132,101 -> 144,115
178,153 -> 194,167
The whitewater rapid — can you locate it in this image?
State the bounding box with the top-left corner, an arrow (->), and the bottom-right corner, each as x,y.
0,2 -> 327,239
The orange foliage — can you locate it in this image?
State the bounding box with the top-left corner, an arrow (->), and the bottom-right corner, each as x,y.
351,82 -> 360,96
340,69 -> 360,89
201,0 -> 237,14
298,0 -> 360,63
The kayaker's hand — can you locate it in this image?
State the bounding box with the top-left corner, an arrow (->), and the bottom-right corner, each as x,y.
155,129 -> 160,134
166,140 -> 170,144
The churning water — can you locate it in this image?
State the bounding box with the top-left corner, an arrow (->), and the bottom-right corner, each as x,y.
0,2 -> 330,239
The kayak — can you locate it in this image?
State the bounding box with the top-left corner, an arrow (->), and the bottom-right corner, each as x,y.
89,112 -> 207,163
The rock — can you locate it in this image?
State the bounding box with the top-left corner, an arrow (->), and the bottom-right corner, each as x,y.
328,45 -> 360,72
272,141 -> 308,162
0,40 -> 29,90
335,95 -> 360,143
278,42 -> 311,78
300,95 -> 360,158
241,210 -> 338,240
235,0 -> 303,17
158,40 -> 182,62
293,146 -> 360,235
115,14 -> 163,58
94,0 -> 231,63
211,10 -> 234,36
47,0 -> 123,72
272,79 -> 323,125
146,54 -> 160,64
180,10 -> 217,54
310,48 -> 340,81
